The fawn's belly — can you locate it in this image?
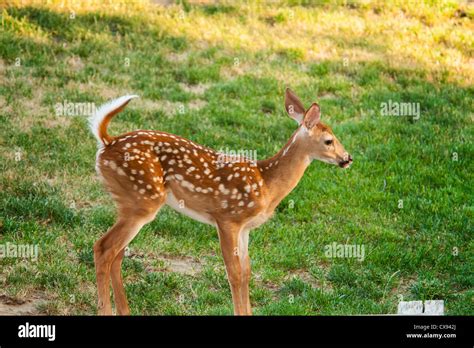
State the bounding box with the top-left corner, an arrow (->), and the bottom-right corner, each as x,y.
165,190 -> 217,227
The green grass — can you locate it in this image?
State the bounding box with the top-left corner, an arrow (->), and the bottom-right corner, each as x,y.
0,0 -> 472,315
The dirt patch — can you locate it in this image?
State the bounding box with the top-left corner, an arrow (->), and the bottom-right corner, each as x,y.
220,62 -> 252,80
286,267 -> 334,292
258,278 -> 280,292
67,56 -> 85,71
286,269 -> 326,289
155,255 -> 202,276
0,293 -> 48,315
130,251 -> 203,276
19,82 -> 45,111
40,115 -> 72,129
389,276 -> 417,299
188,99 -> 207,110
319,92 -> 338,100
255,268 -> 333,294
165,51 -> 189,63
179,82 -> 211,95
0,58 -> 6,77
5,82 -> 52,131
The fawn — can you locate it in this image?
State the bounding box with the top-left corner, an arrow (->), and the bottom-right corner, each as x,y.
90,88 -> 352,315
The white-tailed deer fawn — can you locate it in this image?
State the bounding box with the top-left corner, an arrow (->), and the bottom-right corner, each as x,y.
89,89 -> 352,316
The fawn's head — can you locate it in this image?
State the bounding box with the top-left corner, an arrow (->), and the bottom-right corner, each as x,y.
285,88 -> 352,168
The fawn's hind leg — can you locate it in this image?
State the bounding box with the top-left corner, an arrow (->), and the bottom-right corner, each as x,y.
110,248 -> 128,315
94,201 -> 163,315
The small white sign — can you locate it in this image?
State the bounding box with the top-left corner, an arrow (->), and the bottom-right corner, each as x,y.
397,300 -> 444,315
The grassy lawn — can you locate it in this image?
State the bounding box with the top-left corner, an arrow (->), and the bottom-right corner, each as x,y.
0,0 -> 472,315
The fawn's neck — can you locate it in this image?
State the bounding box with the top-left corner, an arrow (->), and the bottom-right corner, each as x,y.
258,127 -> 311,210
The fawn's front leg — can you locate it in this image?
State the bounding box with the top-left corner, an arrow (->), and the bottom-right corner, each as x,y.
217,223 -> 252,315
239,229 -> 252,315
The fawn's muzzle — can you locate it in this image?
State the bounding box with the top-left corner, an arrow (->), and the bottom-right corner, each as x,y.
339,154 -> 353,168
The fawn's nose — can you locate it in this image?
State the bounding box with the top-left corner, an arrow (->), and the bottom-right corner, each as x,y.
339,153 -> 353,168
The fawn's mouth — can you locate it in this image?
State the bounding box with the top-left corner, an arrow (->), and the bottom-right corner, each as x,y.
339,155 -> 353,169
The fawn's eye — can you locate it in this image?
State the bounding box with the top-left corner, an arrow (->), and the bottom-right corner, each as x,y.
324,139 -> 333,146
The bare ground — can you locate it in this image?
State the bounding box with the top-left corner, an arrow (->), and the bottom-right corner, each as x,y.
0,293 -> 48,315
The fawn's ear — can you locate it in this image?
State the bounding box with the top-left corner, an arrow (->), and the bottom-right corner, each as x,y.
285,88 -> 306,124
304,103 -> 321,129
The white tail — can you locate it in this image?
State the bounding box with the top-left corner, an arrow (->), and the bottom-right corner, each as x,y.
92,89 -> 352,315
89,95 -> 139,146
